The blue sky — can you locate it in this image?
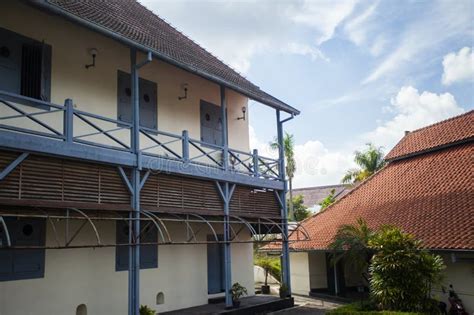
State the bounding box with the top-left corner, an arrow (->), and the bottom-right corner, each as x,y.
141,0 -> 474,187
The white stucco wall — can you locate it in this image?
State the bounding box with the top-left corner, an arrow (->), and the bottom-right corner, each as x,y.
0,220 -> 255,315
289,252 -> 310,295
308,252 -> 327,289
0,1 -> 250,153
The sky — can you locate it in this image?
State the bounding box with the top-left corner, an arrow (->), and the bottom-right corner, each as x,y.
140,0 -> 474,188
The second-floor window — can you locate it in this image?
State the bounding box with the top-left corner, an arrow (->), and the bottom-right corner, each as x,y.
117,70 -> 157,130
200,100 -> 223,146
0,27 -> 52,102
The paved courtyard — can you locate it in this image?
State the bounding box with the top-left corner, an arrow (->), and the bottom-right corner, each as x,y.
269,295 -> 343,315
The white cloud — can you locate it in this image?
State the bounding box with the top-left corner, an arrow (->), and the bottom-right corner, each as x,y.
291,0 -> 358,45
363,86 -> 465,149
344,1 -> 379,47
251,85 -> 465,188
363,0 -> 473,84
139,0 -> 350,73
249,126 -> 354,188
284,42 -> 329,62
442,47 -> 474,85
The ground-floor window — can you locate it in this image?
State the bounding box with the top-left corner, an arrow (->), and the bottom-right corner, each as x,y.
115,220 -> 158,271
0,218 -> 46,281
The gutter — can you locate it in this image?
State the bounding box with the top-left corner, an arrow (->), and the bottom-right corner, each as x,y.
29,0 -> 300,115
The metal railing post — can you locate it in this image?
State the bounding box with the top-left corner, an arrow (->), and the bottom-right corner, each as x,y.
63,99 -> 74,142
253,149 -> 259,177
182,130 -> 189,163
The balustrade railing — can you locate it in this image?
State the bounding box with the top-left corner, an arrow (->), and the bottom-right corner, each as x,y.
0,91 -> 281,180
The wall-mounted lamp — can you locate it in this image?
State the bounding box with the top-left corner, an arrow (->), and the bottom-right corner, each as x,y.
85,48 -> 98,69
237,106 -> 246,121
178,83 -> 188,100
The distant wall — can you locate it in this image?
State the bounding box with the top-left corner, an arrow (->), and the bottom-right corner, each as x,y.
290,252 -> 310,295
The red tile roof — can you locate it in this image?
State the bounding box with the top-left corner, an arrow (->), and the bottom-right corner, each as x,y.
385,110 -> 474,161
33,0 -> 298,114
290,111 -> 474,251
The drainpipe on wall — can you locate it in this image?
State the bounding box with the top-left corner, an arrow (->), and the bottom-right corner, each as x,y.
276,109 -> 294,295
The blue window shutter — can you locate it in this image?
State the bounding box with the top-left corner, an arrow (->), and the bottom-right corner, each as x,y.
115,221 -> 158,271
40,42 -> 52,102
117,71 -> 158,129
200,100 -> 223,146
0,27 -> 22,95
0,218 -> 45,282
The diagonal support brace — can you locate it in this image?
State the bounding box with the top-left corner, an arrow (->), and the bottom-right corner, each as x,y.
0,152 -> 29,181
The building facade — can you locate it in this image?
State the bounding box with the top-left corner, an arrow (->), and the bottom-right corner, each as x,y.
0,1 -> 299,314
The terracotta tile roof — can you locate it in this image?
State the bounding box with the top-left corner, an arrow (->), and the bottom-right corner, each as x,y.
385,110 -> 474,161
293,185 -> 351,209
33,0 -> 298,114
289,112 -> 474,251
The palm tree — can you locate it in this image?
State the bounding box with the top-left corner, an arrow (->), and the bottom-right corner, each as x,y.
342,143 -> 386,184
329,218 -> 374,284
270,132 -> 296,220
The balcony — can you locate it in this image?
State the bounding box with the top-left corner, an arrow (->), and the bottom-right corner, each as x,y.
0,90 -> 282,190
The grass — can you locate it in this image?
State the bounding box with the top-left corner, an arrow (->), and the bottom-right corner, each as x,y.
327,303 -> 424,315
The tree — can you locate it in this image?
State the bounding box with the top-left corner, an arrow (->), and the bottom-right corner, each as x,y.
342,143 -> 386,184
369,227 -> 445,312
329,218 -> 374,283
292,195 -> 310,221
319,189 -> 336,211
270,132 -> 296,220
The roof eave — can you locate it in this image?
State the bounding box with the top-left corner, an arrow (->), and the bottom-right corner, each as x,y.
29,0 -> 300,115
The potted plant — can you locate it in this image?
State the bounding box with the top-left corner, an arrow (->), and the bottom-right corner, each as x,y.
256,256 -> 273,294
230,282 -> 247,308
279,283 -> 289,299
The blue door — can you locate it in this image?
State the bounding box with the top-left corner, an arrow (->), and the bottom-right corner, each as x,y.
207,234 -> 225,294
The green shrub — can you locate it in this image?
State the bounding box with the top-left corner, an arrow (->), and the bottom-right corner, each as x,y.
254,255 -> 281,282
139,305 -> 155,315
368,227 -> 445,312
327,303 -> 423,315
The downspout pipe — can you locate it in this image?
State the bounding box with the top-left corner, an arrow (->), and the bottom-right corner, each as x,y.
276,110 -> 295,295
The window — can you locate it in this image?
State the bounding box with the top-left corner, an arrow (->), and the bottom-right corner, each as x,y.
115,220 -> 158,271
0,27 -> 52,101
200,100 -> 223,146
117,70 -> 158,130
0,218 -> 46,281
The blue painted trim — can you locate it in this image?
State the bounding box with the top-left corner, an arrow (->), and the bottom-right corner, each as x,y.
0,152 -> 29,181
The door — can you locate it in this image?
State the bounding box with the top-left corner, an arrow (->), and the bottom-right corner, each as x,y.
207,234 -> 225,294
325,253 -> 346,296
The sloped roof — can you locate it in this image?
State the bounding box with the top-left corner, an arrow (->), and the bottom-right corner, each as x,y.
31,0 -> 299,114
293,184 -> 350,209
385,110 -> 474,161
290,111 -> 474,251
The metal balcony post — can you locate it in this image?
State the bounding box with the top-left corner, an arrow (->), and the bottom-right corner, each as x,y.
253,149 -> 259,177
63,98 -> 73,142
220,86 -> 229,171
276,109 -> 292,296
128,48 -> 141,315
182,130 -> 189,163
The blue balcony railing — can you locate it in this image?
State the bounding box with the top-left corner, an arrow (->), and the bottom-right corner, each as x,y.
0,90 -> 280,181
